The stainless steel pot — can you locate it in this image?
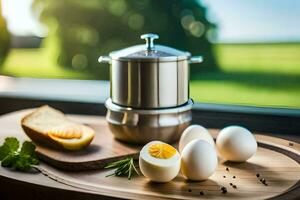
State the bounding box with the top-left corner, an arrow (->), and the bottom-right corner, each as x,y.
105,98 -> 193,144
99,33 -> 202,109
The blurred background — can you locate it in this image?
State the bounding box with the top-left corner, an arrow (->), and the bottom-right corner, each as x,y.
0,0 -> 299,108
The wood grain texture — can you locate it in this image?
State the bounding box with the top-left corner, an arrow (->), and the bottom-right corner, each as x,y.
0,109 -> 140,171
37,145 -> 300,200
0,109 -> 299,200
35,117 -> 140,171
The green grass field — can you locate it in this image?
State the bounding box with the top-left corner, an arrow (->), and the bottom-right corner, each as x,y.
0,48 -> 89,79
190,43 -> 300,108
0,36 -> 90,79
1,43 -> 300,108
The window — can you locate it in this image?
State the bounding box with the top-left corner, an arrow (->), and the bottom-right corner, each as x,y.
1,0 -> 299,108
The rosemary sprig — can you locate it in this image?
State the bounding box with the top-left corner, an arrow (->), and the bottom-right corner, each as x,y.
105,157 -> 139,180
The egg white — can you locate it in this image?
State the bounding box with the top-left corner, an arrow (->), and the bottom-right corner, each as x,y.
139,141 -> 181,182
216,126 -> 257,162
181,139 -> 218,181
179,124 -> 215,153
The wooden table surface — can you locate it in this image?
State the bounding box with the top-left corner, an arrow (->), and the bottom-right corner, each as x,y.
0,109 -> 299,200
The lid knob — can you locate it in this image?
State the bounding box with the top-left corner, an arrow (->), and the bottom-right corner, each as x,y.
140,33 -> 159,51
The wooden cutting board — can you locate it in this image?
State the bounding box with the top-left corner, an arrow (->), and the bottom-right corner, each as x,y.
0,109 -> 300,199
38,143 -> 300,200
0,109 -> 140,171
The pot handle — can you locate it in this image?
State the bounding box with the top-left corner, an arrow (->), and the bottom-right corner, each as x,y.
98,56 -> 111,64
189,56 -> 203,64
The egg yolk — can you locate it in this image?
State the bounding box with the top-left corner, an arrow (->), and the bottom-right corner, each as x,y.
148,143 -> 177,159
47,125 -> 82,139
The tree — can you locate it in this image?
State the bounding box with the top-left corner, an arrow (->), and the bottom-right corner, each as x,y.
0,0 -> 10,67
33,0 -> 218,80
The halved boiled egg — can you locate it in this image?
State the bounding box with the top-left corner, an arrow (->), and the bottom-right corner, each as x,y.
139,141 -> 180,183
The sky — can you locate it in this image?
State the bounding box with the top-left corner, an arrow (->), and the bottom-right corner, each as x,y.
1,0 -> 46,37
202,0 -> 300,42
2,0 -> 300,42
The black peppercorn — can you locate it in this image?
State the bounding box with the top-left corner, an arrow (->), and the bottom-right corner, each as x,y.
256,173 -> 260,178
233,185 -> 237,189
230,183 -> 233,186
259,178 -> 267,185
223,175 -> 226,178
233,176 -> 236,179
200,191 -> 204,195
221,186 -> 227,194
226,167 -> 229,171
188,189 -> 192,192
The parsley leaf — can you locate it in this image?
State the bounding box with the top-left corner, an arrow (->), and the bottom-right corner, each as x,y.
13,154 -> 33,171
0,137 -> 39,171
0,137 -> 19,160
1,152 -> 18,167
20,141 -> 39,165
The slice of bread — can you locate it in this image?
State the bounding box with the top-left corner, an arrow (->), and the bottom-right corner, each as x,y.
21,105 -> 95,151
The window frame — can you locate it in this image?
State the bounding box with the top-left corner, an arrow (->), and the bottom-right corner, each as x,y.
0,77 -> 299,138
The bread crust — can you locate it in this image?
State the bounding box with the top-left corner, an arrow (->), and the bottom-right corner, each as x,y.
21,105 -> 94,151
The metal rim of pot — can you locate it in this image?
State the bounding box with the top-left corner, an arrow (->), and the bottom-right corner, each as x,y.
105,98 -> 194,115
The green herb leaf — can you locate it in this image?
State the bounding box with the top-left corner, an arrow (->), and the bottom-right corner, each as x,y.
0,137 -> 19,160
20,141 -> 35,156
12,154 -> 33,171
20,141 -> 39,165
105,157 -> 139,180
1,153 -> 18,167
0,137 -> 39,171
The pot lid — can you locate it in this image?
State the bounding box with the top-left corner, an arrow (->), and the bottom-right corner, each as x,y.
109,33 -> 191,62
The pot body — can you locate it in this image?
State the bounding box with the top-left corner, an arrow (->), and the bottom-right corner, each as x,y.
110,59 -> 189,109
105,98 -> 193,144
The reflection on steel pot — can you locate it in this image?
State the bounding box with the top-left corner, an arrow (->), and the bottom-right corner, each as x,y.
105,99 -> 193,144
99,33 -> 202,109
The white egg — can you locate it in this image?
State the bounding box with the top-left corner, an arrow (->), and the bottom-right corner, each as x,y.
179,124 -> 215,153
181,139 -> 218,181
139,141 -> 180,183
216,126 -> 257,162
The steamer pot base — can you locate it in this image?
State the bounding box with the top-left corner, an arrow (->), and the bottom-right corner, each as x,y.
105,98 -> 193,144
